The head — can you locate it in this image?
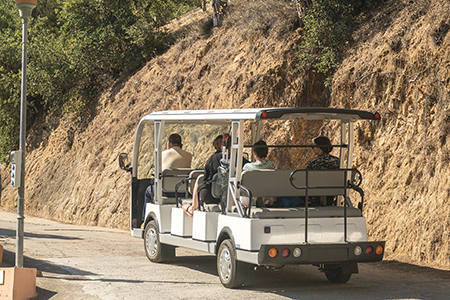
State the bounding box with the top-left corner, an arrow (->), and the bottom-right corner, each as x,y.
168,133 -> 182,148
252,140 -> 269,159
213,135 -> 223,151
312,136 -> 332,155
225,135 -> 231,150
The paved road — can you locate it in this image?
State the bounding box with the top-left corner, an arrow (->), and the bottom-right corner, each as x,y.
1,211 -> 449,300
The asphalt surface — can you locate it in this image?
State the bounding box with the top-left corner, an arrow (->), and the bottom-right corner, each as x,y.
1,210 -> 450,300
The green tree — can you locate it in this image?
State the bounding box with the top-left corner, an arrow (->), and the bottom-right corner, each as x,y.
0,1 -> 22,160
298,0 -> 379,87
0,0 -> 201,162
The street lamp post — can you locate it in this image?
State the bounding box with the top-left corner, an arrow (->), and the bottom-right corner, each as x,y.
14,0 -> 37,268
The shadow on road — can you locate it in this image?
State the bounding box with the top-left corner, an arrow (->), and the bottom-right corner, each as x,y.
34,287 -> 57,300
1,248 -> 96,276
0,228 -> 82,241
374,260 -> 450,280
169,254 -> 218,276
158,251 -> 450,300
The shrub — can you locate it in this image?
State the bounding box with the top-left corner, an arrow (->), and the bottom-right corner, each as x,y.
298,0 -> 380,88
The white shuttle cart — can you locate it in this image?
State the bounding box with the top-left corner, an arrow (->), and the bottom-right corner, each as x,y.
119,107 -> 385,288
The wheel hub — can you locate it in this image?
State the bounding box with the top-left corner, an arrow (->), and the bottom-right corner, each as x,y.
146,227 -> 158,257
219,247 -> 232,281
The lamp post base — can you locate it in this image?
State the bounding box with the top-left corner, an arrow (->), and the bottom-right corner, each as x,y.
0,267 -> 37,300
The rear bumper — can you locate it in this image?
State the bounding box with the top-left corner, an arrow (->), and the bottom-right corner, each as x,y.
258,241 -> 385,265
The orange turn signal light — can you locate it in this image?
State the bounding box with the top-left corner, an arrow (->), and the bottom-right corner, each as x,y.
281,248 -> 290,258
376,245 -> 384,255
268,248 -> 278,258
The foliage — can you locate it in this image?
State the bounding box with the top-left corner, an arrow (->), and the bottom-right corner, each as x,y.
0,0 -> 201,163
298,0 -> 380,87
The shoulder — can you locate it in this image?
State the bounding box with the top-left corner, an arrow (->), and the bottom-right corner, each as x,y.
306,156 -> 319,168
162,148 -> 174,156
177,147 -> 192,158
330,154 -> 339,160
326,154 -> 339,162
242,162 -> 252,170
207,152 -> 221,162
243,161 -> 257,170
268,160 -> 277,169
261,160 -> 276,169
307,155 -> 327,169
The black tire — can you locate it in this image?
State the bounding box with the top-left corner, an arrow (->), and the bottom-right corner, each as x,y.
217,239 -> 252,288
144,220 -> 175,263
325,267 -> 352,283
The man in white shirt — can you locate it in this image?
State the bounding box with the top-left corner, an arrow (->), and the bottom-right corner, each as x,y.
162,133 -> 192,170
142,133 -> 192,224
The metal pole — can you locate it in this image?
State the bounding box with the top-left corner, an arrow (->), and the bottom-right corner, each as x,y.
15,1 -> 36,268
16,9 -> 28,270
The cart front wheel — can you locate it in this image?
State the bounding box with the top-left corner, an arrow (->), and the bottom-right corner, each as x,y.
144,220 -> 175,263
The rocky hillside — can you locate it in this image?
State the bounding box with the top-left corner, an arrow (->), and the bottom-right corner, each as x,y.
332,0 -> 450,269
1,0 -> 449,270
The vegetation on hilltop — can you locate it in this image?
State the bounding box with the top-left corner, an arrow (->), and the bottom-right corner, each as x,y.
298,0 -> 381,87
0,0 -> 202,163
0,0 -> 378,163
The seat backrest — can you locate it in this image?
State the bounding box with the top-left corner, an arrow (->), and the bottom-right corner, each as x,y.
188,170 -> 204,194
250,206 -> 361,219
161,168 -> 193,194
240,169 -> 347,198
211,173 -> 222,199
290,169 -> 347,196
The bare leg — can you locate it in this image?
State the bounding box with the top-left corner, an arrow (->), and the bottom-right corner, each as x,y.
183,175 -> 203,217
191,175 -> 204,210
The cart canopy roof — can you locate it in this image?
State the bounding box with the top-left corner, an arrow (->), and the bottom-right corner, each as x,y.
141,107 -> 380,124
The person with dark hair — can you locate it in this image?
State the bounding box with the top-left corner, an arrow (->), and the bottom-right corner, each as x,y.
183,134 -> 250,216
243,140 -> 276,170
303,136 -> 340,207
306,136 -> 339,170
162,133 -> 192,170
240,140 -> 276,207
183,134 -> 226,217
143,133 -> 192,223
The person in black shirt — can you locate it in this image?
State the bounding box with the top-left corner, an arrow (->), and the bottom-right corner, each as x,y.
183,134 -> 249,216
183,135 -> 224,216
198,135 -> 224,204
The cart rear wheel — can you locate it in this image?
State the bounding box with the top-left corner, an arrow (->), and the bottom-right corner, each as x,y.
217,239 -> 252,288
325,267 -> 352,283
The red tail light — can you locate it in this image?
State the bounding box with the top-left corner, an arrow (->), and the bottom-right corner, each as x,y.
281,248 -> 290,258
